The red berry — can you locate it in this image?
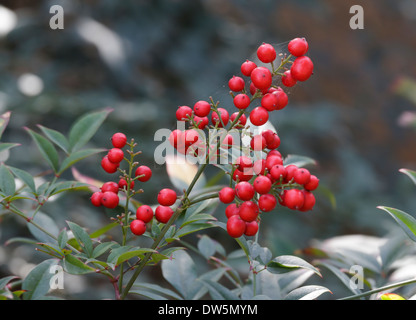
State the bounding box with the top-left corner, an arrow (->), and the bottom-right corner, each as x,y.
239,201 -> 259,222
290,56 -> 314,82
288,37 -> 309,57
169,129 -> 183,148
257,43 -> 276,63
250,134 -> 267,151
258,194 -> 277,212
230,112 -> 247,128
272,88 -> 288,110
185,129 -> 200,147
136,205 -> 154,223
282,189 -> 304,210
176,106 -> 193,121
304,175 -> 319,191
285,165 -> 299,182
299,190 -> 316,212
261,93 -> 279,111
233,168 -> 253,182
101,156 -> 119,174
211,108 -> 229,128
294,168 -> 311,185
250,107 -> 269,126
193,116 -> 209,129
219,187 -> 236,204
226,215 -> 246,238
235,155 -> 253,172
155,205 -> 174,224
270,164 -> 287,181
241,60 -> 257,77
262,130 -> 280,149
266,155 -> 283,171
107,148 -> 124,163
233,93 -> 251,110
281,70 -> 297,87
101,181 -> 119,194
253,159 -> 267,175
157,188 -> 177,206
235,181 -> 255,201
91,191 -> 103,207
130,219 -> 147,236
244,220 -> 259,236
253,175 -> 272,194
193,100 -> 211,117
101,191 -> 119,209
135,165 -> 152,182
118,178 -> 134,190
222,134 -> 234,149
228,76 -> 245,92
250,67 -> 272,90
225,203 -> 240,218
111,133 -> 127,148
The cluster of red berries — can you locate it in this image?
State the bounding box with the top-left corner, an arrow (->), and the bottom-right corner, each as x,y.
90,132 -> 154,236
168,38 -> 313,161
221,148 -> 319,238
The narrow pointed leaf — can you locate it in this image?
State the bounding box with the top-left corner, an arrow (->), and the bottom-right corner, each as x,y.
68,109 -> 111,152
378,206 -> 416,242
22,259 -> 59,300
66,221 -> 93,257
62,254 -> 95,275
25,128 -> 60,173
285,285 -> 331,300
267,255 -> 322,277
58,148 -> 105,175
37,125 -> 70,154
0,143 -> 20,153
0,164 -> 15,196
8,166 -> 36,194
399,168 -> 416,186
0,111 -> 11,139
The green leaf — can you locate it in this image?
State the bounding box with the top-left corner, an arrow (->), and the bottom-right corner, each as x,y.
399,168 -> 416,186
57,229 -> 68,250
89,222 -> 119,239
68,109 -> 111,152
0,164 -> 15,196
283,154 -> 317,168
284,285 -> 332,300
37,125 -> 70,154
8,166 -> 36,194
197,235 -> 217,259
25,128 -> 60,173
27,211 -> 60,244
161,250 -> 197,299
66,221 -> 93,257
0,276 -> 19,290
174,222 -> 216,239
47,181 -> 90,196
92,242 -> 118,259
0,143 -> 20,154
62,254 -> 95,275
378,206 -> 416,242
189,268 -> 228,300
58,148 -> 105,175
198,279 -> 240,300
267,255 -> 322,277
0,111 -> 11,140
108,247 -> 156,267
132,283 -> 183,300
22,259 -> 59,300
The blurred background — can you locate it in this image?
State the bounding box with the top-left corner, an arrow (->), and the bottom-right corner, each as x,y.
0,0 -> 416,299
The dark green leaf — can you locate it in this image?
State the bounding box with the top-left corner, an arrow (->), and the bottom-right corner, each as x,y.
197,235 -> 217,259
89,222 -> 119,239
267,255 -> 322,277
68,109 -> 111,152
161,250 -> 196,299
0,164 -> 15,196
0,276 -> 19,290
92,242 -> 118,259
109,248 -> 156,267
198,279 -> 240,300
174,222 -> 216,239
8,166 -> 36,194
66,221 -> 93,257
27,211 -> 59,244
37,125 -> 70,154
25,128 -> 60,173
284,285 -> 331,300
62,254 -> 95,275
58,148 -> 105,175
399,168 -> 416,186
22,259 -> 59,300
378,206 -> 416,242
57,229 -> 68,250
0,143 -> 20,154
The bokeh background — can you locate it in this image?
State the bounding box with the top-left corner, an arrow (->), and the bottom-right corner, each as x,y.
0,0 -> 416,299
